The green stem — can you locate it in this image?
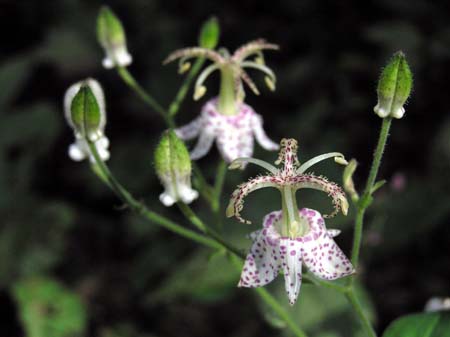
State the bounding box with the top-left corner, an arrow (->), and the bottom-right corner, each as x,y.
350,117 -> 392,268
177,202 -> 244,258
116,66 -> 174,127
168,58 -> 205,117
86,141 -> 219,250
344,117 -> 392,337
255,287 -> 308,337
211,160 -> 227,212
345,289 -> 377,337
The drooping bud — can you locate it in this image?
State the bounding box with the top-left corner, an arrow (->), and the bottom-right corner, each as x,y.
374,51 -> 413,119
64,79 -> 110,162
97,6 -> 132,69
198,17 -> 220,49
154,130 -> 198,206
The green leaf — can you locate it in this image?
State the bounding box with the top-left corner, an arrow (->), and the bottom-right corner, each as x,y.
199,16 -> 220,49
13,277 -> 87,337
149,249 -> 239,303
382,312 -> 450,337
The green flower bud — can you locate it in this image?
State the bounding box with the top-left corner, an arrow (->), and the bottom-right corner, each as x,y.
154,131 -> 198,206
374,51 -> 413,119
64,79 -> 110,162
97,6 -> 132,69
198,17 -> 220,49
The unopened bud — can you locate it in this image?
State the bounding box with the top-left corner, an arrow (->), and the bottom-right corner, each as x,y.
199,17 -> 220,49
154,131 -> 198,206
64,79 -> 110,162
374,51 -> 412,119
97,6 -> 132,69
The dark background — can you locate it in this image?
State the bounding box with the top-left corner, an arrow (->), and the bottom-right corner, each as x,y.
1,0 -> 450,336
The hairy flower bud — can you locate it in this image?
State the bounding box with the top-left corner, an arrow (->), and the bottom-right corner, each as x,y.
64,79 -> 110,162
154,131 -> 198,206
97,6 -> 132,69
374,51 -> 413,119
198,17 -> 220,49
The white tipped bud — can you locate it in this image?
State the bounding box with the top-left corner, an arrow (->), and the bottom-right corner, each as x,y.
374,51 -> 413,119
154,131 -> 198,206
64,79 -> 110,162
97,6 -> 133,69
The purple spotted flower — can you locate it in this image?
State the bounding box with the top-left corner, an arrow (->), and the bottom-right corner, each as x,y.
164,39 -> 279,164
226,138 -> 354,305
175,98 -> 278,163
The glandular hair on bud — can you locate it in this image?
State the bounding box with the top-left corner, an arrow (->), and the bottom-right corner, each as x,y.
154,131 -> 198,206
64,79 -> 106,141
374,51 -> 413,119
155,131 -> 191,176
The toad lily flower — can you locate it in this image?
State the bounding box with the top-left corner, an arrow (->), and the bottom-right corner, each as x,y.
164,39 -> 280,164
226,138 -> 354,305
64,78 -> 110,162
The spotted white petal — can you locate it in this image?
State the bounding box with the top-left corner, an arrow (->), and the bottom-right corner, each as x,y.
190,131 -> 215,160
299,209 -> 354,280
175,115 -> 203,141
251,113 -> 279,151
238,219 -> 281,288
280,238 -> 303,305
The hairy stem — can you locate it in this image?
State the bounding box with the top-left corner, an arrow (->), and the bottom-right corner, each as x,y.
211,160 -> 227,212
168,58 -> 205,117
350,117 -> 392,268
345,289 -> 377,337
87,142 -> 219,250
255,287 -> 308,337
116,66 -> 174,127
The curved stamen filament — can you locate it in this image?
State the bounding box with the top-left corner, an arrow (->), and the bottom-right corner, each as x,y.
232,39 -> 280,63
289,174 -> 348,218
239,69 -> 260,95
163,47 -> 224,65
226,176 -> 282,224
297,152 -> 346,174
229,157 -> 279,174
195,63 -> 221,92
241,61 -> 277,85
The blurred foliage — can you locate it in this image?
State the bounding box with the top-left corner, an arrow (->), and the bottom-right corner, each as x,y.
1,0 -> 450,336
13,277 -> 87,337
382,311 -> 450,337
